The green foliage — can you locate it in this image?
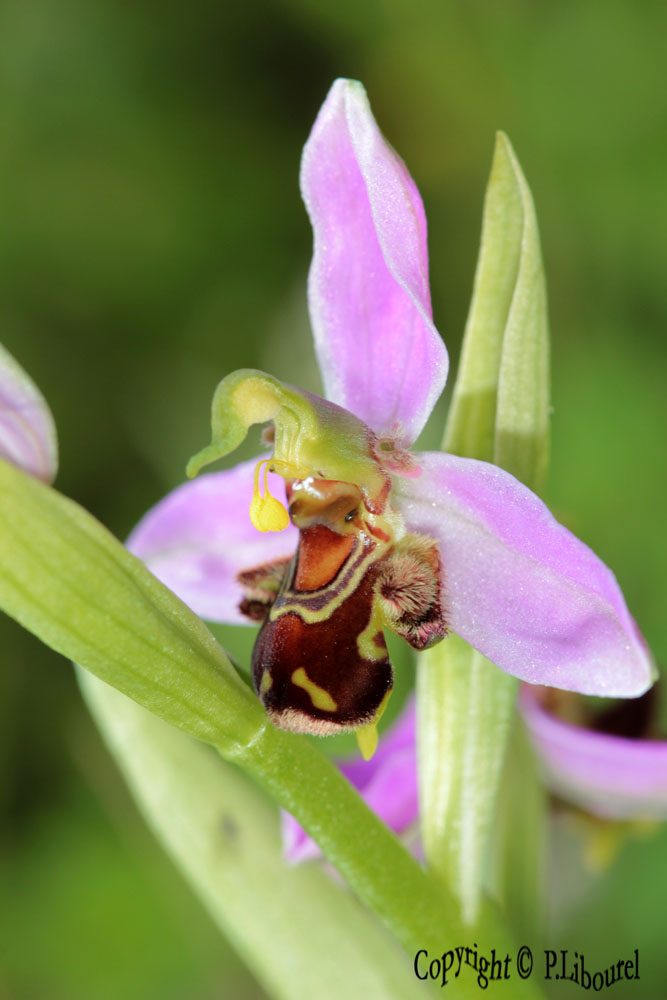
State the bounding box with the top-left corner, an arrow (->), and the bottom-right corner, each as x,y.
419,133 -> 548,925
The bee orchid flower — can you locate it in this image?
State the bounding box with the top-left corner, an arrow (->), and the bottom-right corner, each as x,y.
128,79 -> 652,759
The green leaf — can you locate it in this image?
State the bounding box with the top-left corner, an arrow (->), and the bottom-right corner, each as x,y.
0,459 -> 544,997
0,456 -> 264,752
444,131 -> 550,493
79,670 -> 426,1000
493,135 -> 550,497
419,133 -> 551,925
444,131 -> 525,463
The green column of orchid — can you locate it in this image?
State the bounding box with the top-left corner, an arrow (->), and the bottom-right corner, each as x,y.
417,133 -> 549,927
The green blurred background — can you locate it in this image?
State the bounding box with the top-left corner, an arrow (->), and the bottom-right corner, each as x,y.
1,1 -> 666,997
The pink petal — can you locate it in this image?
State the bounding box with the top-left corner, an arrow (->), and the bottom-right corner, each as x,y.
301,79 -> 447,446
520,687 -> 667,819
395,452 -> 653,697
282,699 -> 418,863
127,457 -> 298,624
0,343 -> 58,483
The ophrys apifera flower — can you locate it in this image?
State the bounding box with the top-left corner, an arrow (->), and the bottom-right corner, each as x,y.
129,79 -> 653,759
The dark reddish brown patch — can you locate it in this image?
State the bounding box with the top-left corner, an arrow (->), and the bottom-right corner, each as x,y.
595,685 -> 660,739
238,598 -> 272,622
252,560 -> 392,731
237,557 -> 292,589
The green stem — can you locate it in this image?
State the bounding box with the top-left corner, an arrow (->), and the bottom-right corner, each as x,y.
79,670 -> 428,1000
0,459 -> 545,998
234,720 -> 544,999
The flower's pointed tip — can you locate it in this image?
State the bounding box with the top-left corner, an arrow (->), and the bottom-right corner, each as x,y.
491,131 -> 513,178
309,79 -> 363,137
489,131 -> 539,228
356,722 -> 379,761
189,369 -> 283,481
490,130 -> 524,190
341,79 -> 369,112
326,77 -> 365,102
493,129 -> 511,152
307,79 -> 371,163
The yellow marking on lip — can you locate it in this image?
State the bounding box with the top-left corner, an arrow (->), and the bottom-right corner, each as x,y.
357,591 -> 389,663
291,667 -> 338,712
259,669 -> 273,696
268,503 -> 402,624
270,535 -> 376,625
355,688 -> 391,760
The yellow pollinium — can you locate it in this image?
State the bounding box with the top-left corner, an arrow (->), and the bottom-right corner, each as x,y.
250,458 -> 290,533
